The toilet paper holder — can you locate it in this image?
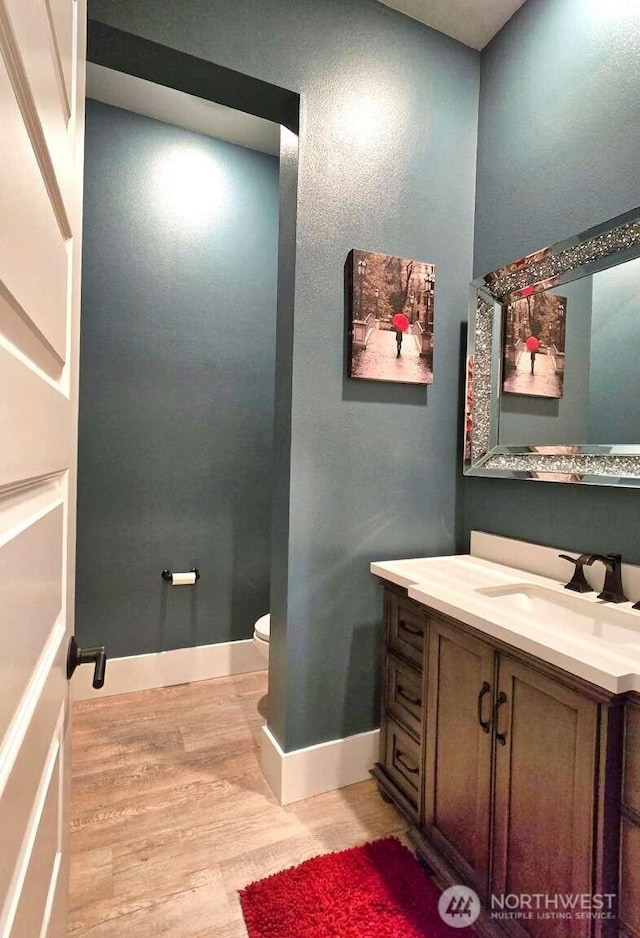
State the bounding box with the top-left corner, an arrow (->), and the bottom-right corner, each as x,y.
161,567 -> 201,584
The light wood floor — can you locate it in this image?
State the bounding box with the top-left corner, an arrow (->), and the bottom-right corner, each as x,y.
69,670 -> 407,937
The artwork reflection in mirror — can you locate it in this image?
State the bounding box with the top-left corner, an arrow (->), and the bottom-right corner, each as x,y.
502,292 -> 566,399
497,256 -> 640,448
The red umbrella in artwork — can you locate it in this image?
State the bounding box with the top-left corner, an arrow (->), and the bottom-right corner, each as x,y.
525,336 -> 540,352
392,313 -> 410,332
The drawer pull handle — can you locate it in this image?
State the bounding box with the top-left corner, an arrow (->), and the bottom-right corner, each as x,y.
397,685 -> 421,707
399,618 -> 422,637
494,691 -> 509,746
477,681 -> 492,734
394,748 -> 419,775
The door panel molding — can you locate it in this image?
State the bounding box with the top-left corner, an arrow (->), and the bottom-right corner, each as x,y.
0,349 -> 69,488
0,59 -> 69,359
44,0 -> 73,118
0,284 -> 65,382
4,0 -> 73,199
0,505 -> 64,747
43,0 -> 72,120
0,619 -> 65,802
0,707 -> 63,937
0,2 -> 71,238
0,640 -> 65,918
0,475 -> 64,513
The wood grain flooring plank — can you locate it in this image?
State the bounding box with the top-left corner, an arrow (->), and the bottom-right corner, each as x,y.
69,847 -> 114,912
69,670 -> 406,937
69,869 -> 233,937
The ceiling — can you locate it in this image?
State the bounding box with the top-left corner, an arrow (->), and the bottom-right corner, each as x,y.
377,0 -> 528,49
86,2 -> 528,141
86,64 -> 281,156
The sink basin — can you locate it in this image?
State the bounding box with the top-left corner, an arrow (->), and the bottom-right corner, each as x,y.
476,583 -> 640,644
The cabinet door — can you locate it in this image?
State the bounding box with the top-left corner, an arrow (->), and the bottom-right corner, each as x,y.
620,817 -> 640,937
424,617 -> 494,894
620,700 -> 640,937
623,699 -> 640,815
492,656 -> 599,938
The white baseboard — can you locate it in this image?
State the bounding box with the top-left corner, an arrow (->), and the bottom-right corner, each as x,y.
71,639 -> 266,700
260,725 -> 380,805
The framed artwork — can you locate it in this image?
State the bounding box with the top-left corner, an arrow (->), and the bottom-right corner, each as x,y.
349,249 -> 435,385
502,292 -> 567,399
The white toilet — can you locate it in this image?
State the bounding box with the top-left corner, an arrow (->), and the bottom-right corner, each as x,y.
253,613 -> 270,664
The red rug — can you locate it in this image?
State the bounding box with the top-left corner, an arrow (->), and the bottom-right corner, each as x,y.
239,836 -> 475,937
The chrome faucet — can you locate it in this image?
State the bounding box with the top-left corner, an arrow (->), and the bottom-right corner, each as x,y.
560,552 -> 628,604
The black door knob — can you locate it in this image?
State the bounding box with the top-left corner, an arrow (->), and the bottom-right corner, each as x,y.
66,636 -> 107,689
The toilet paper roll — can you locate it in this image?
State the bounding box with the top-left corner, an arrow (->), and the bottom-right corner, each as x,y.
171,571 -> 197,585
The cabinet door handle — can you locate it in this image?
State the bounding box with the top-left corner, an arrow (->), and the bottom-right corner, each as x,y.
477,681 -> 492,733
397,685 -> 421,707
394,748 -> 419,775
398,618 -> 422,637
494,691 -> 509,745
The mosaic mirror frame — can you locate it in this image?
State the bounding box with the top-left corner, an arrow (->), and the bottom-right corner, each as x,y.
464,206 -> 640,486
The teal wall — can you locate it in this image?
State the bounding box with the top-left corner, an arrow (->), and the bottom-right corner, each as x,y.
465,0 -> 640,561
86,0 -> 480,751
77,100 -> 279,658
589,258 -> 640,443
82,0 -> 640,754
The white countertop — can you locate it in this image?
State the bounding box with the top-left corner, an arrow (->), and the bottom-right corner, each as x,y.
371,553 -> 640,694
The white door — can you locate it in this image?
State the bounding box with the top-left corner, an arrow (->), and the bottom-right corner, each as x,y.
0,0 -> 86,935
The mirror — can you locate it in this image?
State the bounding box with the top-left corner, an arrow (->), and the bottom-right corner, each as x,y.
464,206 -> 640,486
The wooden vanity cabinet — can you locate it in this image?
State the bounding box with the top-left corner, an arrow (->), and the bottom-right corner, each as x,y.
372,587 -> 428,822
620,696 -> 640,937
373,584 -> 623,938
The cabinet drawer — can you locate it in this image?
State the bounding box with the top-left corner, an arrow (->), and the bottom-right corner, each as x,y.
385,654 -> 423,739
384,718 -> 421,806
389,595 -> 427,669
